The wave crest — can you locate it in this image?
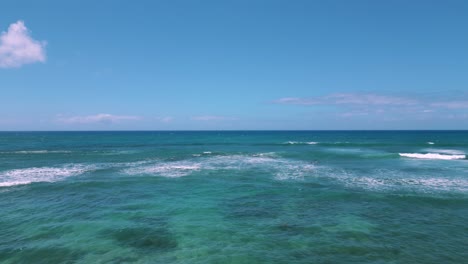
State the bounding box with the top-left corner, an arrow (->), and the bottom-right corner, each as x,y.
283,141 -> 318,145
399,153 -> 466,160
0,164 -> 94,187
122,154 -> 316,179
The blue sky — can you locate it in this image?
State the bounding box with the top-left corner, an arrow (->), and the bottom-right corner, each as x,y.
1,0 -> 467,130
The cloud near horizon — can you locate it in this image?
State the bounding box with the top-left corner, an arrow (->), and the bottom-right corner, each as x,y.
0,20 -> 46,68
430,101 -> 468,109
275,93 -> 417,106
191,115 -> 238,121
275,93 -> 468,109
57,114 -> 142,124
274,93 -> 468,120
155,116 -> 174,122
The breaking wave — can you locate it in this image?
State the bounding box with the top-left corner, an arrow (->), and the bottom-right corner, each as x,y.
123,160 -> 203,178
122,154 -> 315,180
422,149 -> 465,155
399,153 -> 466,160
313,167 -> 468,193
1,150 -> 72,154
0,164 -> 95,187
283,141 -> 318,145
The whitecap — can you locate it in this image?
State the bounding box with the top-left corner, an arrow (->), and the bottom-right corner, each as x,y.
252,152 -> 277,157
0,181 -> 33,187
427,142 -> 435,145
1,150 -> 73,154
15,150 -> 49,154
314,167 -> 468,193
283,141 -> 318,145
123,160 -> 202,178
122,154 -> 316,180
0,164 -> 94,187
422,149 -> 465,155
399,153 -> 466,160
346,176 -> 468,193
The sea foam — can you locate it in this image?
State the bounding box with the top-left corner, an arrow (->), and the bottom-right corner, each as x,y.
315,167 -> 468,193
283,141 -> 318,145
0,164 -> 93,187
422,149 -> 465,155
0,150 -> 72,154
124,161 -> 202,178
343,175 -> 468,193
123,154 -> 315,180
399,153 -> 466,160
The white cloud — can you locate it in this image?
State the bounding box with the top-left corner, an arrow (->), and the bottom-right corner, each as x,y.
191,115 -> 237,121
274,93 -> 468,120
339,111 -> 370,118
274,97 -> 320,105
57,114 -> 141,124
0,20 -> 46,68
329,93 -> 417,106
431,101 -> 468,109
274,93 -> 417,106
155,116 -> 173,122
274,93 -> 468,112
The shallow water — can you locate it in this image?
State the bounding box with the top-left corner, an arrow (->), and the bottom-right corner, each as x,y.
0,131 -> 467,263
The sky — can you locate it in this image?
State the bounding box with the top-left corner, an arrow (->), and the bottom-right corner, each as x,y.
1,0 -> 467,130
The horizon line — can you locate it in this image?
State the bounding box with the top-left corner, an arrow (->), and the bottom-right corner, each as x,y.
1,129 -> 467,132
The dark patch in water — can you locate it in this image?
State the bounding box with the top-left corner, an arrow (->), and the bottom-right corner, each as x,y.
109,256 -> 139,263
109,227 -> 177,252
336,231 -> 371,242
223,193 -> 283,219
130,215 -> 169,227
30,225 -> 74,241
302,182 -> 326,189
116,204 -> 147,211
276,222 -> 322,236
0,247 -> 82,264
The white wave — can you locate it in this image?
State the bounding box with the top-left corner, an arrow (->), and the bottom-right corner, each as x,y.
0,181 -> 33,187
0,150 -> 72,154
427,142 -> 435,145
192,151 -> 214,157
342,176 -> 468,193
283,141 -> 318,145
15,150 -> 49,154
422,149 -> 465,155
399,153 -> 466,160
99,150 -> 140,155
0,164 -> 93,187
315,167 -> 468,193
252,152 -> 277,157
124,160 -> 202,178
123,154 -> 316,180
274,163 -> 315,180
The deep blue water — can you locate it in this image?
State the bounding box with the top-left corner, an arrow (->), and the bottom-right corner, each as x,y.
0,131 -> 467,263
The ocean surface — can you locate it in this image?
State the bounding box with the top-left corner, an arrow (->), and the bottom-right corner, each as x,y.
0,131 -> 467,263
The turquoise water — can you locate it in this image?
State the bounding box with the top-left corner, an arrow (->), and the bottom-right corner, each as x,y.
0,131 -> 467,263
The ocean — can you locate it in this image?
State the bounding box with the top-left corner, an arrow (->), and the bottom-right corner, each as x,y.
0,131 -> 467,263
